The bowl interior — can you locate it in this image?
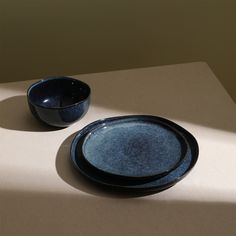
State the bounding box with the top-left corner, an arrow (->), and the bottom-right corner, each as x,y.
28,78 -> 90,108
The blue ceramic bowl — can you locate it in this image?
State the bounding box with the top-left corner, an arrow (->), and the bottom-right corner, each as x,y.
27,77 -> 90,127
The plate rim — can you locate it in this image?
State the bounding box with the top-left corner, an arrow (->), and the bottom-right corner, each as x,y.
70,115 -> 199,192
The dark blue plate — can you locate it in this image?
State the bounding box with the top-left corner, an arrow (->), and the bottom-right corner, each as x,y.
70,116 -> 199,192
82,116 -> 188,181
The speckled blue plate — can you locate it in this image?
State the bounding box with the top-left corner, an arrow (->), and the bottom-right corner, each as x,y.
70,116 -> 199,192
81,116 -> 188,181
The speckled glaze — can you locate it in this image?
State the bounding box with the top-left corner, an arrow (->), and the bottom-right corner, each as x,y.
70,115 -> 199,192
27,77 -> 90,127
82,117 -> 188,181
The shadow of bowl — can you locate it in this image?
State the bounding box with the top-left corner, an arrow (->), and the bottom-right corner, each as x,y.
0,95 -> 62,132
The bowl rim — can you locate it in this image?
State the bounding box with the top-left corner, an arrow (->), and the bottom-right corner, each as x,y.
27,76 -> 91,110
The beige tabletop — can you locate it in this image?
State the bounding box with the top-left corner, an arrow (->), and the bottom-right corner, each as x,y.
0,62 -> 236,236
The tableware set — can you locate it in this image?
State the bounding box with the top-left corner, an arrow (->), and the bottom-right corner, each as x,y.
27,77 -> 199,194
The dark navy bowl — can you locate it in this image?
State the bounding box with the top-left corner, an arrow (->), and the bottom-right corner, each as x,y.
27,77 -> 90,127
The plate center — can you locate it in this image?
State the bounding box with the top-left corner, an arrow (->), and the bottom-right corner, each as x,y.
82,119 -> 185,178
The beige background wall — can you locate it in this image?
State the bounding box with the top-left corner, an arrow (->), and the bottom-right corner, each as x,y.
1,0 -> 235,101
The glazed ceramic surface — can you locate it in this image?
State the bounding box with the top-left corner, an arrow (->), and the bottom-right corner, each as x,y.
70,116 -> 199,192
82,116 -> 188,180
27,77 -> 90,127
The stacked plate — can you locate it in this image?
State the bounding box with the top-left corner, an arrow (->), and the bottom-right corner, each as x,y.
70,115 -> 199,193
